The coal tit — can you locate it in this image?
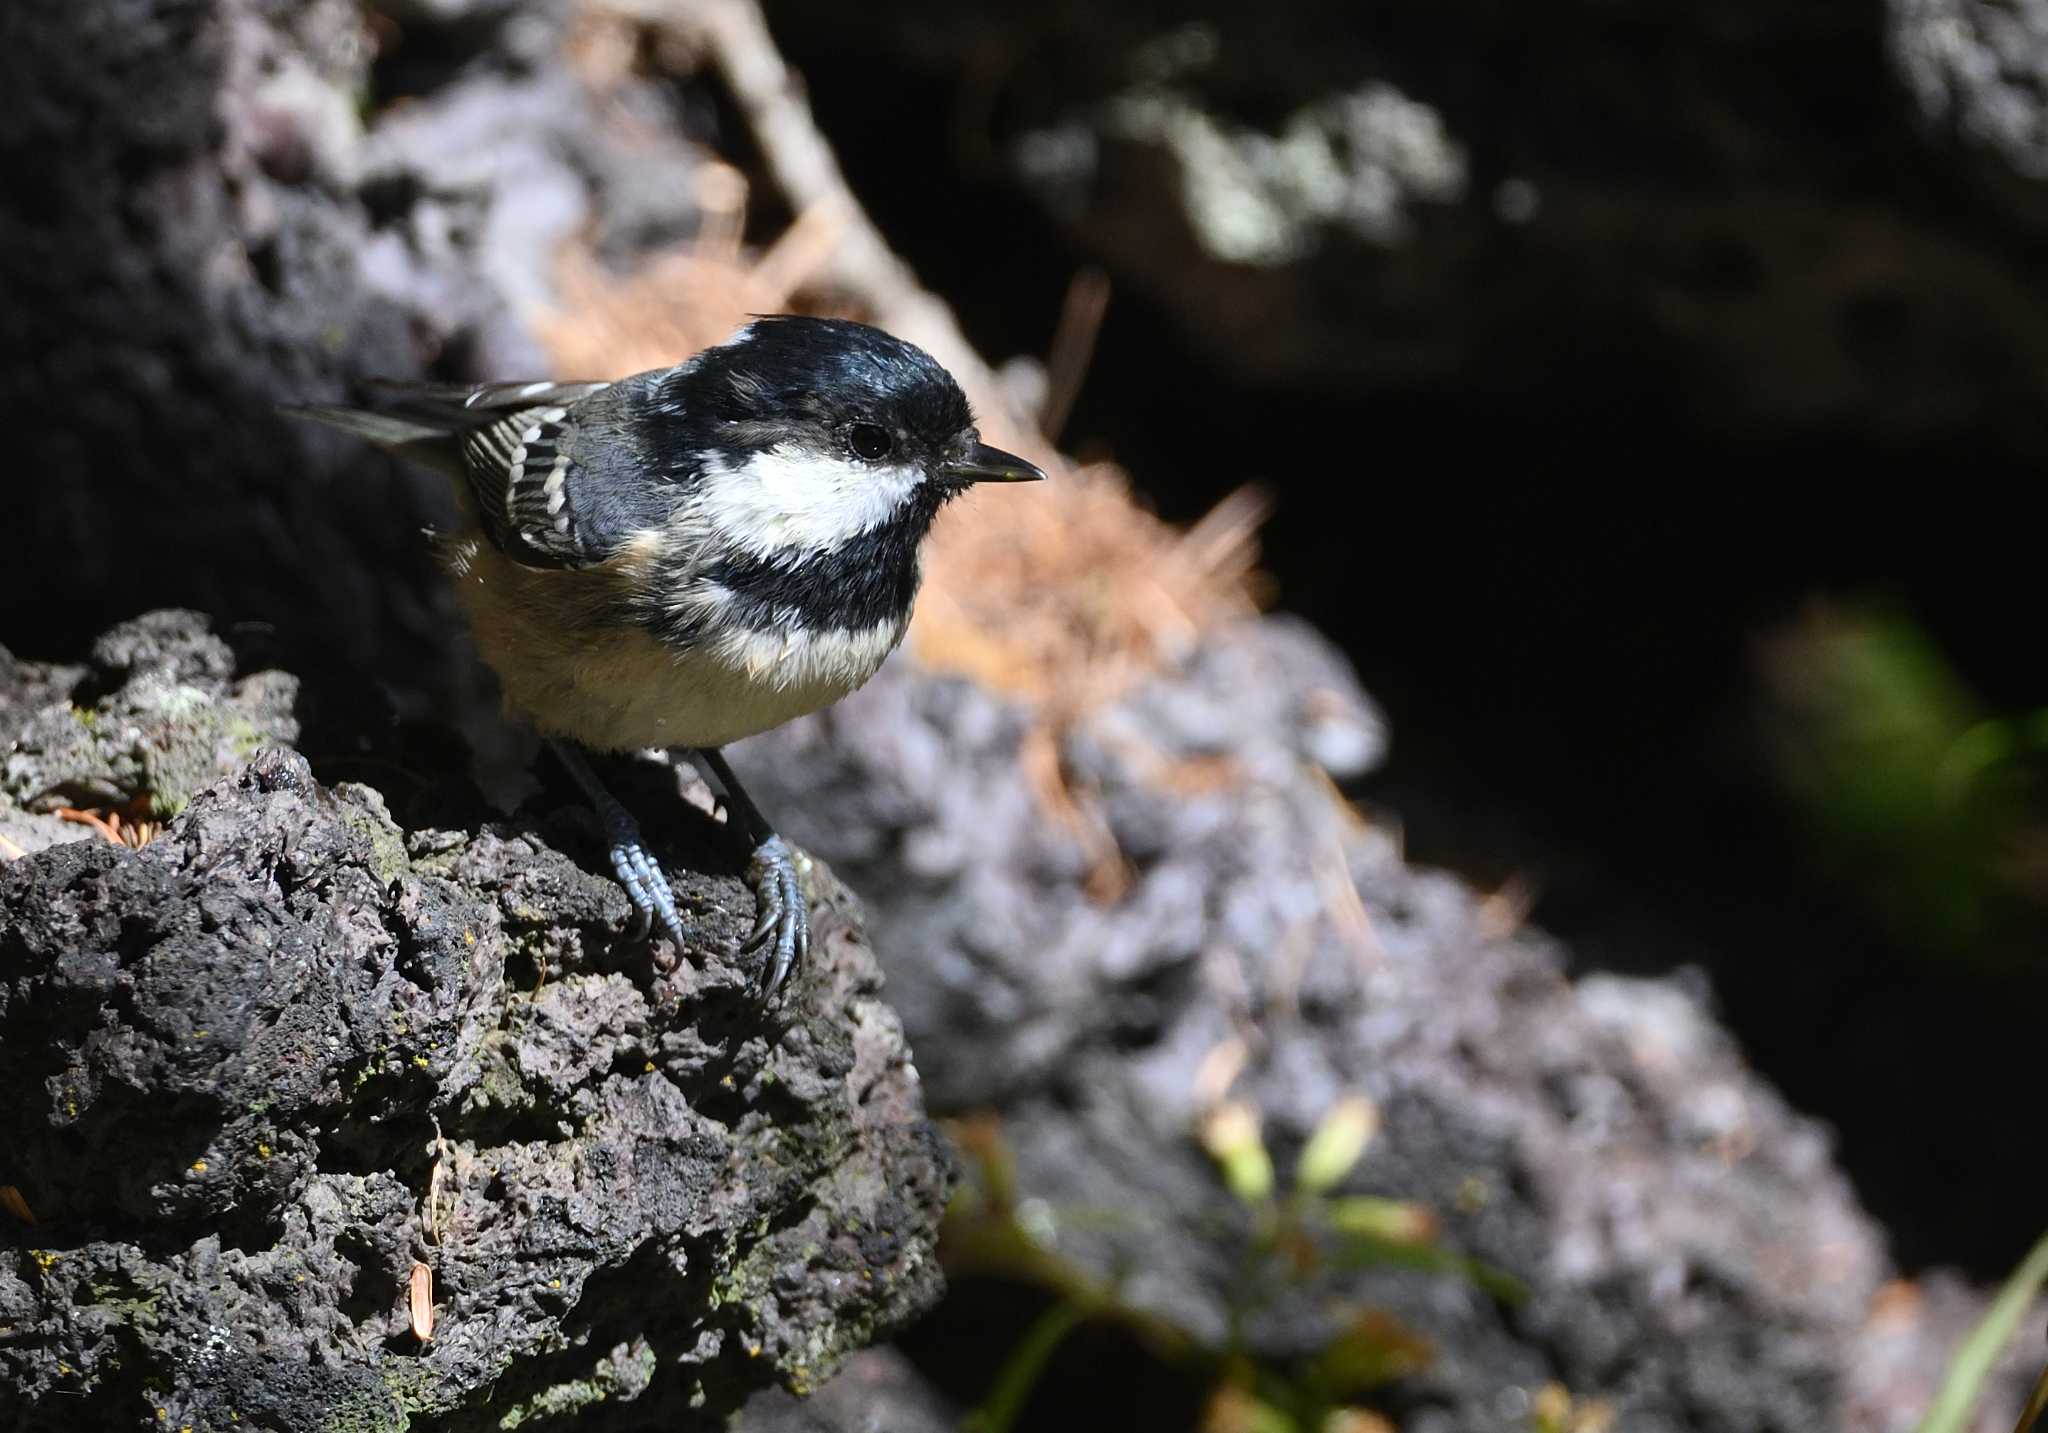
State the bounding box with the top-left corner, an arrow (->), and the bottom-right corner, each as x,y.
289,316 -> 1044,998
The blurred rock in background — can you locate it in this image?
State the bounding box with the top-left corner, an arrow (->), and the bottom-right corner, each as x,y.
760,0 -> 2048,1285
766,0 -> 2048,439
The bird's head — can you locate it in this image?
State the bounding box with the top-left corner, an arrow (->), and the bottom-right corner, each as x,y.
652,316 -> 1042,557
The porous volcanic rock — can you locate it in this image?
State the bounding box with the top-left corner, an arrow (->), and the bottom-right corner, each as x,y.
0,611 -> 949,1432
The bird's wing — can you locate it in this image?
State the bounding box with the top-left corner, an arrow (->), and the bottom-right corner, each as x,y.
457,399 -> 616,568
293,376 -> 670,570
367,378 -> 648,570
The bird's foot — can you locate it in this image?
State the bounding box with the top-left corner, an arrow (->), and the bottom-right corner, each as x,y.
741,833 -> 808,999
552,741 -> 687,953
599,800 -> 688,953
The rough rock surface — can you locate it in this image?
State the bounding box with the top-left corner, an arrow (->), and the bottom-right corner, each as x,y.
2,610 -> 300,826
0,613 -> 950,1432
739,615 -> 2030,1431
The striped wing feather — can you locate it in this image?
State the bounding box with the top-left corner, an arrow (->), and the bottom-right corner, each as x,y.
379,378 -> 616,569
462,403 -> 593,567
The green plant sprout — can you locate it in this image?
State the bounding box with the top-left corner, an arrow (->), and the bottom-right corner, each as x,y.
1758,604 -> 2048,974
943,1095 -> 1527,1433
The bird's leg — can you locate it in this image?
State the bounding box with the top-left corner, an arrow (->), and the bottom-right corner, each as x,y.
694,747 -> 808,999
549,741 -> 687,951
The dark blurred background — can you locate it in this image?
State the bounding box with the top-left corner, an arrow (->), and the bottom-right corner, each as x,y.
755,0 -> 2046,1275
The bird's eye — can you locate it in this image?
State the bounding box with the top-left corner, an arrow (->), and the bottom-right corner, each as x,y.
848,423 -> 893,461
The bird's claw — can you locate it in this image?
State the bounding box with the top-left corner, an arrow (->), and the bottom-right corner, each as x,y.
601,815 -> 687,952
741,834 -> 808,1000
564,743 -> 803,998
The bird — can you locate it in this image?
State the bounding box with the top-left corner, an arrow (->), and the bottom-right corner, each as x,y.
286,316 -> 1044,999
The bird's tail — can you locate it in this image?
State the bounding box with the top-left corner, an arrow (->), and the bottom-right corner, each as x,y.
280,395 -> 472,477
279,403 -> 451,451
283,377 -> 606,472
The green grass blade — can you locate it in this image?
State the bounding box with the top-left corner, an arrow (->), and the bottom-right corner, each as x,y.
1915,1229 -> 2048,1433
963,1299 -> 1090,1433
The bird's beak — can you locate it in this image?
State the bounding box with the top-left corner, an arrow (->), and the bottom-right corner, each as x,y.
941,442 -> 1047,484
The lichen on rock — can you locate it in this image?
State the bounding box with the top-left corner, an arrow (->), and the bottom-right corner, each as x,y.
2,609 -> 299,827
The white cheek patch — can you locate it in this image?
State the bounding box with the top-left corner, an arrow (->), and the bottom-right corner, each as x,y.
696,446 -> 923,558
